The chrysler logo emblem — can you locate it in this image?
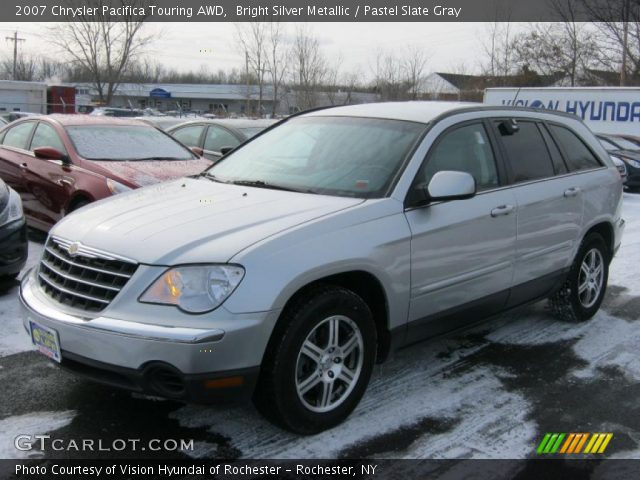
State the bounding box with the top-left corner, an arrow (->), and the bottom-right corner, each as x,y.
67,242 -> 81,257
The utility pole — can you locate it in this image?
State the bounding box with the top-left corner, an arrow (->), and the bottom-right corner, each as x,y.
5,31 -> 26,80
621,0 -> 630,86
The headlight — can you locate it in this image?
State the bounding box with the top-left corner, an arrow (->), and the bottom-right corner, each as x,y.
139,265 -> 245,313
106,178 -> 132,195
0,187 -> 24,227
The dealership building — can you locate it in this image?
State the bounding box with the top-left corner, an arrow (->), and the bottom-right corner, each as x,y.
70,82 -> 379,116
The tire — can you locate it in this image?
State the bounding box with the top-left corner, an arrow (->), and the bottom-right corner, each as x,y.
254,285 -> 377,434
69,199 -> 90,212
548,233 -> 609,322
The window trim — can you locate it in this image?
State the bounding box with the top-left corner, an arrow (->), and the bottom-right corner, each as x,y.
404,119 -> 506,209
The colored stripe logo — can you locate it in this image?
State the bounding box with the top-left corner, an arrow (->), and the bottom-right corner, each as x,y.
537,433 -> 613,454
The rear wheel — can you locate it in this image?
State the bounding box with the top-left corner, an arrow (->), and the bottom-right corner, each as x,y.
254,285 -> 376,434
548,233 -> 609,322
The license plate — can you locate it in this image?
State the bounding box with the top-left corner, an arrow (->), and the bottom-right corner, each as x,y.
29,320 -> 62,363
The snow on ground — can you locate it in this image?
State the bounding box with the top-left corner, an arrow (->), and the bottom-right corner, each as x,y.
0,241 -> 41,357
0,411 -> 75,459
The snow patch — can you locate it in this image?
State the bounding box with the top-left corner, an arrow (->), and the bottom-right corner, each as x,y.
0,410 -> 76,459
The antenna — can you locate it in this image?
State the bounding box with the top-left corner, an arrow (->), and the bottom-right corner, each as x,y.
511,87 -> 522,106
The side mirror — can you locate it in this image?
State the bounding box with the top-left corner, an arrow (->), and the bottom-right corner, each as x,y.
190,146 -> 204,156
33,147 -> 70,165
220,146 -> 234,156
426,171 -> 476,202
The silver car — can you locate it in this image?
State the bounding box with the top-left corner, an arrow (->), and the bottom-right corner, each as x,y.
20,102 -> 624,433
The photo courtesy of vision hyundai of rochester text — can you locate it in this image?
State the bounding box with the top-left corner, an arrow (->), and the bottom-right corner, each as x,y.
16,102 -> 623,434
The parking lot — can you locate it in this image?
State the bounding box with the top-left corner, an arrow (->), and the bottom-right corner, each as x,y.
0,192 -> 637,460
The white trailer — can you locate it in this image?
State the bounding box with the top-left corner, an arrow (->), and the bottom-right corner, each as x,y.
0,80 -> 47,114
484,87 -> 640,135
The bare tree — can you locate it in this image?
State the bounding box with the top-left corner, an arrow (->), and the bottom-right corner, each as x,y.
403,45 -> 429,100
481,1 -> 517,79
265,22 -> 287,116
290,26 -> 327,110
370,49 -> 405,100
50,0 -> 154,105
511,1 -> 597,86
584,0 -> 640,85
236,22 -> 268,116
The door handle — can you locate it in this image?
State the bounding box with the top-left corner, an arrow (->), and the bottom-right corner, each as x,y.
491,205 -> 515,217
564,187 -> 581,198
19,162 -> 28,170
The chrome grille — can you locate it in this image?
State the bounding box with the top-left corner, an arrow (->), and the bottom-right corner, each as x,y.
38,237 -> 138,312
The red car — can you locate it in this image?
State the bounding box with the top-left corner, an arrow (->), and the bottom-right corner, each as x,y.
0,115 -> 211,231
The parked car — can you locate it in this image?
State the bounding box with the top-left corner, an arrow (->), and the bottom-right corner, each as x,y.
20,102 -> 624,433
597,133 -> 640,190
136,116 -> 189,131
0,115 -> 212,231
0,112 -> 42,124
610,156 -> 628,184
0,176 -> 27,281
90,107 -> 144,117
168,119 -> 277,162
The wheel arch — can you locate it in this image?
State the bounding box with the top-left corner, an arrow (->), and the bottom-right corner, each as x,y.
262,270 -> 392,366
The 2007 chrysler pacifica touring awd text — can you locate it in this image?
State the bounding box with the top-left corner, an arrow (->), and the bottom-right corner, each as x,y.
20,102 -> 624,433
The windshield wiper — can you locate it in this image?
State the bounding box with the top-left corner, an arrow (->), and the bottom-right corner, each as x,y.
135,157 -> 186,161
230,179 -> 311,193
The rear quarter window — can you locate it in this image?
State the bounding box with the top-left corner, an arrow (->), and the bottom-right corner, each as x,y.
2,122 -> 35,150
548,124 -> 602,171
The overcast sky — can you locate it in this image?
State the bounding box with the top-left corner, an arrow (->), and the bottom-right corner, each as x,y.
0,22 -> 525,82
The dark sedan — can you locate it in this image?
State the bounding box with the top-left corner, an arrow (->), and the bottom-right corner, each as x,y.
0,176 -> 27,281
597,133 -> 640,190
0,115 -> 212,231
168,119 -> 276,162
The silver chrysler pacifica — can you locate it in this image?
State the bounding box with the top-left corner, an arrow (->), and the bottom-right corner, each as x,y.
20,102 -> 625,433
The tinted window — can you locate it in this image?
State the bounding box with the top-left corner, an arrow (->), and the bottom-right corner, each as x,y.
2,122 -> 35,150
31,123 -> 67,154
204,126 -> 241,152
66,126 -> 196,161
549,125 -> 602,171
418,123 -> 499,192
210,116 -> 426,198
171,125 -> 204,147
496,120 -> 555,182
539,124 -> 567,174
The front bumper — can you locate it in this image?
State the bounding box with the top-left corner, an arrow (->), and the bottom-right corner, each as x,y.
0,218 -> 27,277
20,269 -> 271,403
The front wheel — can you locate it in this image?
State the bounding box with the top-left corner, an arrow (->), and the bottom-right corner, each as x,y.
548,233 -> 609,322
254,286 -> 377,434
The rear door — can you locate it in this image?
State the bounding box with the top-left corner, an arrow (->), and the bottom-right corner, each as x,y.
490,119 -> 583,306
404,120 -> 517,338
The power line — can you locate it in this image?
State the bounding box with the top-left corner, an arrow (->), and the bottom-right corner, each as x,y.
5,31 -> 26,80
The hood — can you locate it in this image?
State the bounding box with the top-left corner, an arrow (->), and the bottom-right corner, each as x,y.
86,159 -> 212,186
610,149 -> 640,161
51,177 -> 364,265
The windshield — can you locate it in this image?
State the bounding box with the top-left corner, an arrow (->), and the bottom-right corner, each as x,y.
208,116 -> 426,198
66,125 -> 196,161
